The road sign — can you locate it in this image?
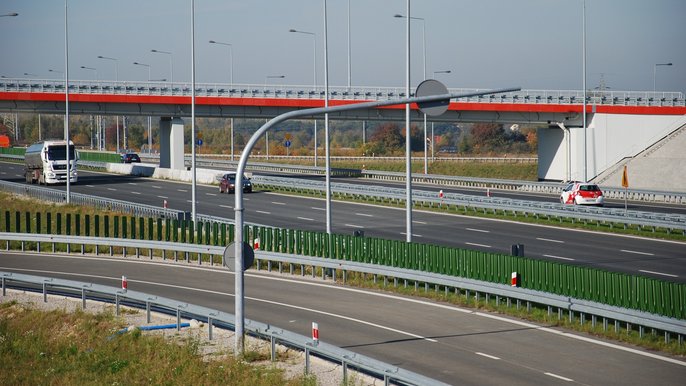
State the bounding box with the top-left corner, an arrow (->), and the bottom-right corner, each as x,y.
197,139 -> 203,146
284,133 -> 292,141
415,79 -> 449,116
284,140 -> 291,147
223,242 -> 255,271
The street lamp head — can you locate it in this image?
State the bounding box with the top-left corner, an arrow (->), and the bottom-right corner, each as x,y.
394,14 -> 403,18
1,12 -> 18,17
209,40 -> 216,43
289,29 -> 297,32
151,49 -> 158,53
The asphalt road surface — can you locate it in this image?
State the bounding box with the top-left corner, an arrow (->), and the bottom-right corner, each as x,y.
1,252 -> 684,385
1,162 -> 685,283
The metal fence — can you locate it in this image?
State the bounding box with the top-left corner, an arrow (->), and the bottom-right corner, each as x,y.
1,207 -> 685,322
2,78 -> 684,107
0,269 -> 446,386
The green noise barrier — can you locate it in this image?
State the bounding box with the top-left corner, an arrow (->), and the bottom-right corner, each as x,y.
2,209 -> 684,320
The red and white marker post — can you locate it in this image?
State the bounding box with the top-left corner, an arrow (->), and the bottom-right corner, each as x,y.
312,322 -> 319,346
438,189 -> 444,206
511,272 -> 518,287
163,199 -> 168,209
253,237 -> 260,251
122,275 -> 128,291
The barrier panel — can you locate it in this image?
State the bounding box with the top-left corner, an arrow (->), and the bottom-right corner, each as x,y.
2,208 -> 685,320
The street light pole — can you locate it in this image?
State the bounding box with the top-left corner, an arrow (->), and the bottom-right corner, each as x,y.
653,63 -> 673,92
431,70 -> 451,160
80,65 -> 98,80
133,61 -> 152,151
98,55 -> 120,153
395,13 -> 428,174
581,0 -> 587,182
64,0 -> 71,203
289,28 -> 318,167
151,49 -> 173,84
404,0 -> 412,242
323,0 -> 332,234
209,40 -> 235,160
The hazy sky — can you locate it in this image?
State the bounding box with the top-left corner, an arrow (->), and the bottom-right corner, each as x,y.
1,0 -> 684,93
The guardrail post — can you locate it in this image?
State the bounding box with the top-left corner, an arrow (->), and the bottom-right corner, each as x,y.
42,281 -> 47,302
304,347 -> 310,374
270,335 -> 276,361
94,215 -> 99,237
208,315 -> 213,341
25,212 -> 31,234
146,301 -> 151,323
3,210 -> 9,232
14,211 -> 20,233
81,287 -> 86,309
115,293 -> 120,316
1,277 -> 5,296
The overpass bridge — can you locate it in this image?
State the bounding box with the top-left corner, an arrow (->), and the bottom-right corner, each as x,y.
1,78 -> 685,184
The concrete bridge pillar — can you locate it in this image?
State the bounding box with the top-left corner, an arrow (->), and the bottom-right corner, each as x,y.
159,117 -> 185,170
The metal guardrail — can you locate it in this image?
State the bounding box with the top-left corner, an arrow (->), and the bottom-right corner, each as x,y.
2,233 -> 684,343
173,156 -> 686,205
253,175 -> 686,232
0,179 -> 185,220
0,269 -> 446,386
2,78 -> 685,107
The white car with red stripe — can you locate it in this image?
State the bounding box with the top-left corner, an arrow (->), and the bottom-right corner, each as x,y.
560,182 -> 604,206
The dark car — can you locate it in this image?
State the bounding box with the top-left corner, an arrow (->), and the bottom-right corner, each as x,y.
121,153 -> 141,163
219,172 -> 252,194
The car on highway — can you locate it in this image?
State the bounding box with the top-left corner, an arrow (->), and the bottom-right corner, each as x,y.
219,172 -> 252,194
560,182 -> 604,206
120,153 -> 141,163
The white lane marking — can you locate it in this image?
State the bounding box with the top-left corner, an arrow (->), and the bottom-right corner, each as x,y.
621,249 -> 655,256
345,224 -> 364,229
297,217 -> 314,221
536,237 -> 564,243
0,265 -> 436,343
177,189 -> 187,192
151,185 -> 162,189
311,207 -> 326,211
639,270 -> 678,278
412,220 -> 427,225
355,213 -> 373,217
85,185 -> 95,188
466,228 -> 490,233
544,254 -> 575,261
465,242 -> 491,248
157,195 -> 168,199
186,200 -> 193,203
15,174 -> 22,177
130,192 -> 141,195
206,193 -> 217,196
2,255 -> 685,367
475,352 -> 500,360
271,201 -> 286,205
544,373 -> 574,382
256,210 -> 272,215
107,188 -> 117,191
128,182 -> 137,185
400,232 -> 423,237
219,205 -> 232,209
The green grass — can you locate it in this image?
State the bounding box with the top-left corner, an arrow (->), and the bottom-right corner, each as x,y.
0,301 -> 317,385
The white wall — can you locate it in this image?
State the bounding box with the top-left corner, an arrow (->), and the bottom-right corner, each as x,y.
538,113 -> 685,181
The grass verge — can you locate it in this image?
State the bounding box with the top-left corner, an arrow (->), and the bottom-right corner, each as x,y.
0,300 -> 316,385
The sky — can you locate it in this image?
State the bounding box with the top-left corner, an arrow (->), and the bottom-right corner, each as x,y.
1,0 -> 685,94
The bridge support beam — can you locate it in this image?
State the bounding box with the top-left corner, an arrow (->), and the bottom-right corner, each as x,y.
159,117 -> 185,170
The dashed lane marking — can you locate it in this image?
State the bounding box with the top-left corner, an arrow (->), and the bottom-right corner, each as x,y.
465,242 -> 491,248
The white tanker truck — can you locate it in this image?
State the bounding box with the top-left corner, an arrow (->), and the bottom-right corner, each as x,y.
24,140 -> 78,185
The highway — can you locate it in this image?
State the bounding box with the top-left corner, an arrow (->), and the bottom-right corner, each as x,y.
1,161 -> 685,283
1,251 -> 684,385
